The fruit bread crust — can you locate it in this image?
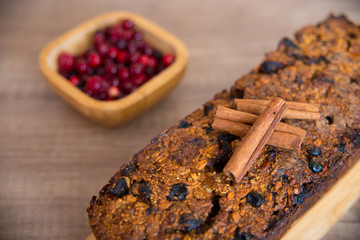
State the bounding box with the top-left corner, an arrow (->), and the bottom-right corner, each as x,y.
87,15 -> 360,240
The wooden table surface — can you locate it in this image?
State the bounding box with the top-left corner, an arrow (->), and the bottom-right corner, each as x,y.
0,0 -> 359,239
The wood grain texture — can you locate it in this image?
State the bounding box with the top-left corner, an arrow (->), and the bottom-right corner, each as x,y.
0,0 -> 359,240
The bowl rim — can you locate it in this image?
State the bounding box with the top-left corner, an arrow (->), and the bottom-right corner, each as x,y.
39,11 -> 188,113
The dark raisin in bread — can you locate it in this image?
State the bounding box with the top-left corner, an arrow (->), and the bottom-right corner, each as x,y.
87,14 -> 360,240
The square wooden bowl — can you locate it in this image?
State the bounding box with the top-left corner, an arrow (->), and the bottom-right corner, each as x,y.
39,11 -> 188,127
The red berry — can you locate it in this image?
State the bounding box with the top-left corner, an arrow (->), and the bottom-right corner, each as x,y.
104,63 -> 118,76
88,52 -> 102,68
156,63 -> 165,73
93,32 -> 105,46
143,46 -> 154,56
134,40 -> 146,50
147,57 -> 157,68
122,19 -> 134,30
108,28 -> 123,43
129,63 -> 144,76
133,31 -> 143,41
128,52 -> 140,63
144,66 -> 155,78
112,24 -> 122,31
107,46 -> 119,59
86,76 -> 109,98
59,69 -> 70,78
57,19 -> 176,101
58,53 -> 76,71
162,54 -> 175,67
117,39 -> 127,50
117,51 -> 128,63
109,78 -> 120,87
123,30 -> 133,40
102,58 -> 114,66
108,86 -> 122,98
127,41 -> 138,54
131,74 -> 147,87
120,79 -> 136,93
138,55 -> 149,66
76,58 -> 89,74
118,68 -> 130,80
69,75 -> 81,86
97,43 -> 109,56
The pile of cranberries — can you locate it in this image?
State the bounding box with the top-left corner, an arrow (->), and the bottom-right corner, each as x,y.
57,19 -> 175,100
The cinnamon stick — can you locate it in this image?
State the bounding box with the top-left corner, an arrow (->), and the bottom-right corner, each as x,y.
236,102 -> 320,120
234,99 -> 320,112
212,117 -> 303,150
216,106 -> 306,140
223,98 -> 288,182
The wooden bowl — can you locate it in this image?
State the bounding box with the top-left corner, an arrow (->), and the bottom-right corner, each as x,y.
39,11 -> 188,127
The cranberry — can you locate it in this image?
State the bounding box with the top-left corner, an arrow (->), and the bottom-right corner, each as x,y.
127,41 -> 138,54
162,54 -> 175,66
59,69 -> 70,78
93,31 -> 105,46
138,55 -> 149,66
143,46 -> 154,56
108,28 -> 123,43
128,52 -> 140,63
123,30 -> 133,40
147,57 -> 157,68
134,40 -> 146,50
69,75 -> 81,86
117,51 -> 128,63
121,79 -> 136,93
76,58 -> 89,74
122,19 -> 134,30
88,52 -> 102,68
156,63 -> 165,73
133,31 -> 143,40
58,53 -> 76,71
108,46 -> 119,59
86,75 -> 109,98
109,78 -> 120,87
108,86 -> 122,99
57,19 -> 175,101
129,63 -> 144,76
102,58 -> 114,66
117,39 -> 127,50
144,66 -> 155,77
104,63 -> 118,76
84,88 -> 93,97
97,43 -> 109,56
118,68 -> 130,80
132,74 -> 147,87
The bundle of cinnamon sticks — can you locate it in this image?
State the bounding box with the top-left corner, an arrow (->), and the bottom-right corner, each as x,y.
212,98 -> 320,182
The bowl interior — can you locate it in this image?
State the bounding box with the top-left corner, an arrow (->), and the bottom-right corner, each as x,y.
46,13 -> 175,74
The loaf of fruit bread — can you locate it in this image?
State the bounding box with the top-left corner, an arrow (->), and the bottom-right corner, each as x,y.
87,14 -> 360,240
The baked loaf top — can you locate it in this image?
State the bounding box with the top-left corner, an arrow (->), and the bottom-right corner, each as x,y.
88,15 -> 360,240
